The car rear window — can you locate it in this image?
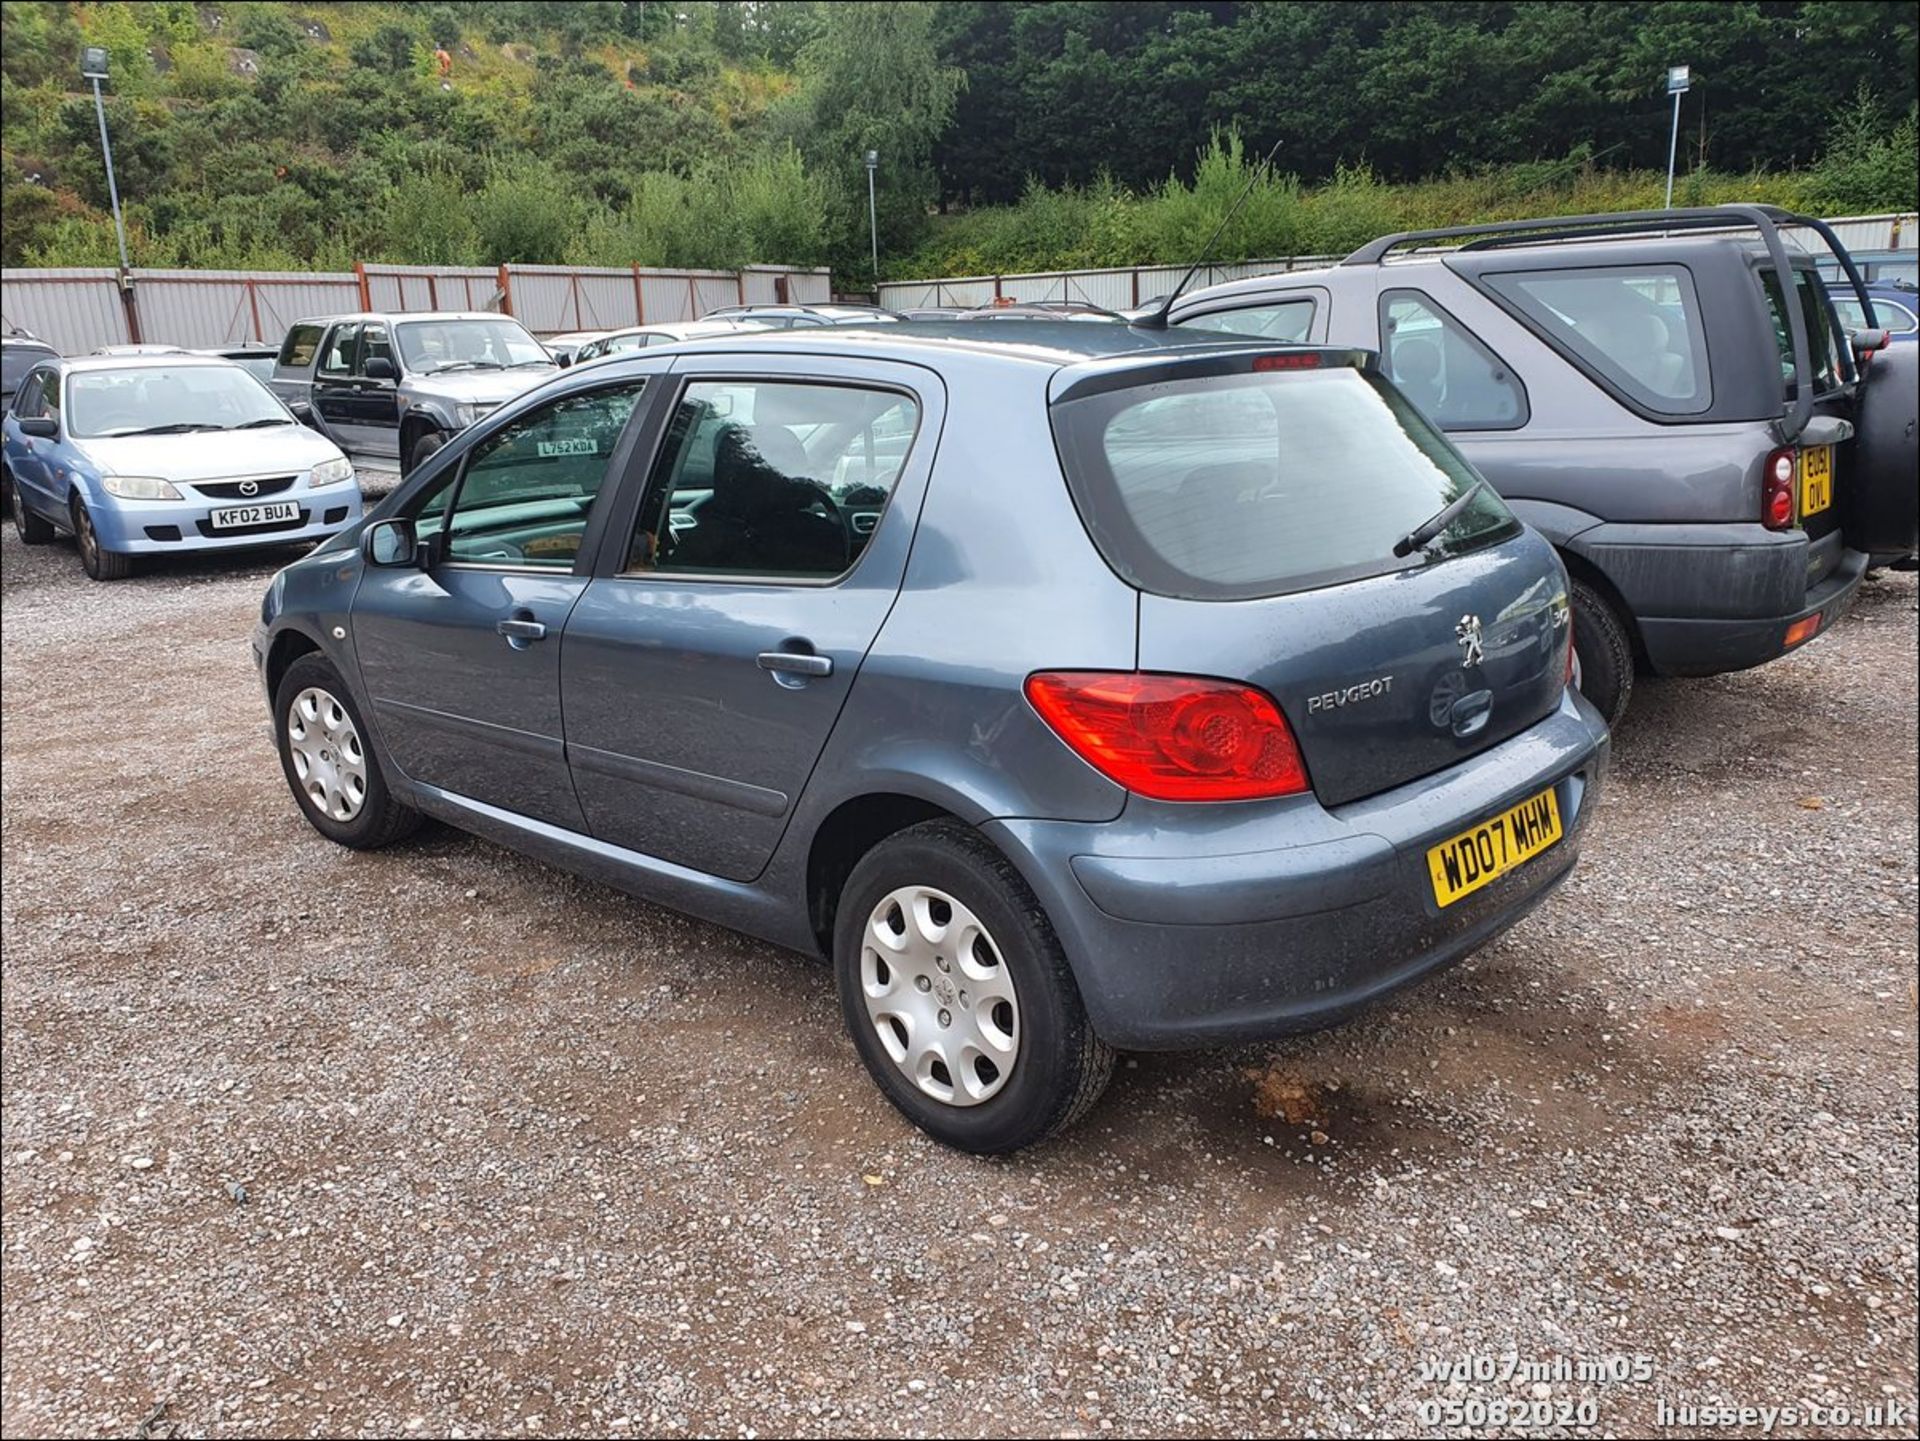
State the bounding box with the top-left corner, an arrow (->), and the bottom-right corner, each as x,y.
1050,365 -> 1518,600
1483,264 -> 1710,414
3,346 -> 56,393
279,323 -> 323,369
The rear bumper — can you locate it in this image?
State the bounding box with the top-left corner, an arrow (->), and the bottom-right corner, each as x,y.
1635,544 -> 1868,676
988,688 -> 1611,1051
1571,521 -> 1867,676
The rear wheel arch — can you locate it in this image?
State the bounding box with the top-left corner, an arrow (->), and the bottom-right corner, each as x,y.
1556,545 -> 1644,665
805,793 -> 965,957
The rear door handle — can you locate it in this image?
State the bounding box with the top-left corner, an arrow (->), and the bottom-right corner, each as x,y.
497,616 -> 547,646
757,651 -> 832,677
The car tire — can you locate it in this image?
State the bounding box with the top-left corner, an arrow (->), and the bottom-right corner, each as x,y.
273,652 -> 422,850
1570,578 -> 1633,726
11,481 -> 54,545
405,430 -> 446,476
71,497 -> 132,580
833,819 -> 1114,1154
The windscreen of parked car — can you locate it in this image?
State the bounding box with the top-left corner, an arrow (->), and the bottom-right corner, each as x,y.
66,365 -> 291,439
1051,364 -> 1518,600
395,319 -> 551,374
1483,264 -> 1711,414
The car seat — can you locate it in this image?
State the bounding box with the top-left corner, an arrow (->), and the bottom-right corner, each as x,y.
1391,337 -> 1445,416
666,422 -> 846,575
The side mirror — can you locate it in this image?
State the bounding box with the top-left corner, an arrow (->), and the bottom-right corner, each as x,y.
557,353 -> 572,368
363,356 -> 398,382
363,517 -> 418,568
289,400 -> 320,429
18,415 -> 58,439
1850,327 -> 1890,359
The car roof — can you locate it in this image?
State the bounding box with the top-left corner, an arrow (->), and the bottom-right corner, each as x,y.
597,319 -> 1302,372
288,310 -> 514,327
50,353 -> 245,374
1177,233 -> 1801,308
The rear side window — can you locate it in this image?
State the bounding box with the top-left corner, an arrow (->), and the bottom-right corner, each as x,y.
1178,299 -> 1315,342
1051,366 -> 1518,600
1379,290 -> 1527,431
628,380 -> 918,580
279,323 -> 323,369
1485,265 -> 1710,414
317,323 -> 359,378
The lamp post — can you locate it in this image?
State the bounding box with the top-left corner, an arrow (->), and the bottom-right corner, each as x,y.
80,47 -> 132,274
864,149 -> 879,290
1663,64 -> 1691,210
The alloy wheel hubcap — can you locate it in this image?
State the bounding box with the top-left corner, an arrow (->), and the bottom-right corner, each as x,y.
860,885 -> 1020,1107
286,686 -> 368,822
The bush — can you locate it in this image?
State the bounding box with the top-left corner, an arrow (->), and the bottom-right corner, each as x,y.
472,162 -> 584,264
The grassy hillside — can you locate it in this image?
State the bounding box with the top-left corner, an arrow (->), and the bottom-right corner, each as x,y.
3,2 -> 1913,284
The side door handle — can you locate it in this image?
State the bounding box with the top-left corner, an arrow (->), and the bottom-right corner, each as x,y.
497,615 -> 548,648
757,650 -> 832,678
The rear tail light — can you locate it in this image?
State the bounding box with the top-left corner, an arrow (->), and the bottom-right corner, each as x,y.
1762,447 -> 1797,530
1253,352 -> 1322,371
1564,607 -> 1576,689
1024,671 -> 1311,802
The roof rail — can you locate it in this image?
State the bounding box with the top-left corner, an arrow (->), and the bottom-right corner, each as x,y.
1343,204 -> 1878,445
1339,204 -> 1810,265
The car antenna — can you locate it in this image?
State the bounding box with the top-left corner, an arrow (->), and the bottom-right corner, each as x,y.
1134,138 -> 1283,330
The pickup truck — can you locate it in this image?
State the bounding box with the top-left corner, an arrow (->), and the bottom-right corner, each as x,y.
269,311 -> 558,474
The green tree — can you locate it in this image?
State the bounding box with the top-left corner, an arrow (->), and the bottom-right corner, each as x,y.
790,1 -> 963,272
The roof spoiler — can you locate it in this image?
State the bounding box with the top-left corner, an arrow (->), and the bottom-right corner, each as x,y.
1342,204 -> 1877,444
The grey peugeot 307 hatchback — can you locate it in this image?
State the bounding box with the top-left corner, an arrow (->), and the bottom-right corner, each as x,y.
255,322 -> 1610,1153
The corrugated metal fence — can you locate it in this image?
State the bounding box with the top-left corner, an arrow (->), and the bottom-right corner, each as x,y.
876,211 -> 1918,312
0,262 -> 831,355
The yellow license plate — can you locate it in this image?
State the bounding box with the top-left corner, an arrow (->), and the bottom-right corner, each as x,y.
1426,787 -> 1563,908
1799,444 -> 1833,517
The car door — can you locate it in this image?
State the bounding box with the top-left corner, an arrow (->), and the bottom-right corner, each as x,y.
561,355 -> 943,882
350,321 -> 403,458
350,374 -> 657,828
311,322 -> 364,449
4,369 -> 55,512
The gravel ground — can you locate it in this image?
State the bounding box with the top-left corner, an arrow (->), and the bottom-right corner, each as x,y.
2,510 -> 1915,1439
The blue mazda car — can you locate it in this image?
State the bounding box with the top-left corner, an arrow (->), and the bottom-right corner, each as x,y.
254,322 -> 1610,1152
4,353 -> 361,579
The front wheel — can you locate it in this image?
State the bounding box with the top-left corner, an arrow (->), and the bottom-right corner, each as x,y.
405,429 -> 446,476
834,820 -> 1114,1154
1570,578 -> 1633,726
71,497 -> 132,580
273,652 -> 422,849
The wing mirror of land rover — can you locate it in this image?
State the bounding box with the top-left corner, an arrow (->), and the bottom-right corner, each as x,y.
1850,327 -> 1890,360
17,415 -> 58,438
363,356 -> 398,382
288,400 -> 319,428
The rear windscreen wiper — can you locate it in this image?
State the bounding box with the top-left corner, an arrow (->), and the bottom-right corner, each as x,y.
1393,480 -> 1485,558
